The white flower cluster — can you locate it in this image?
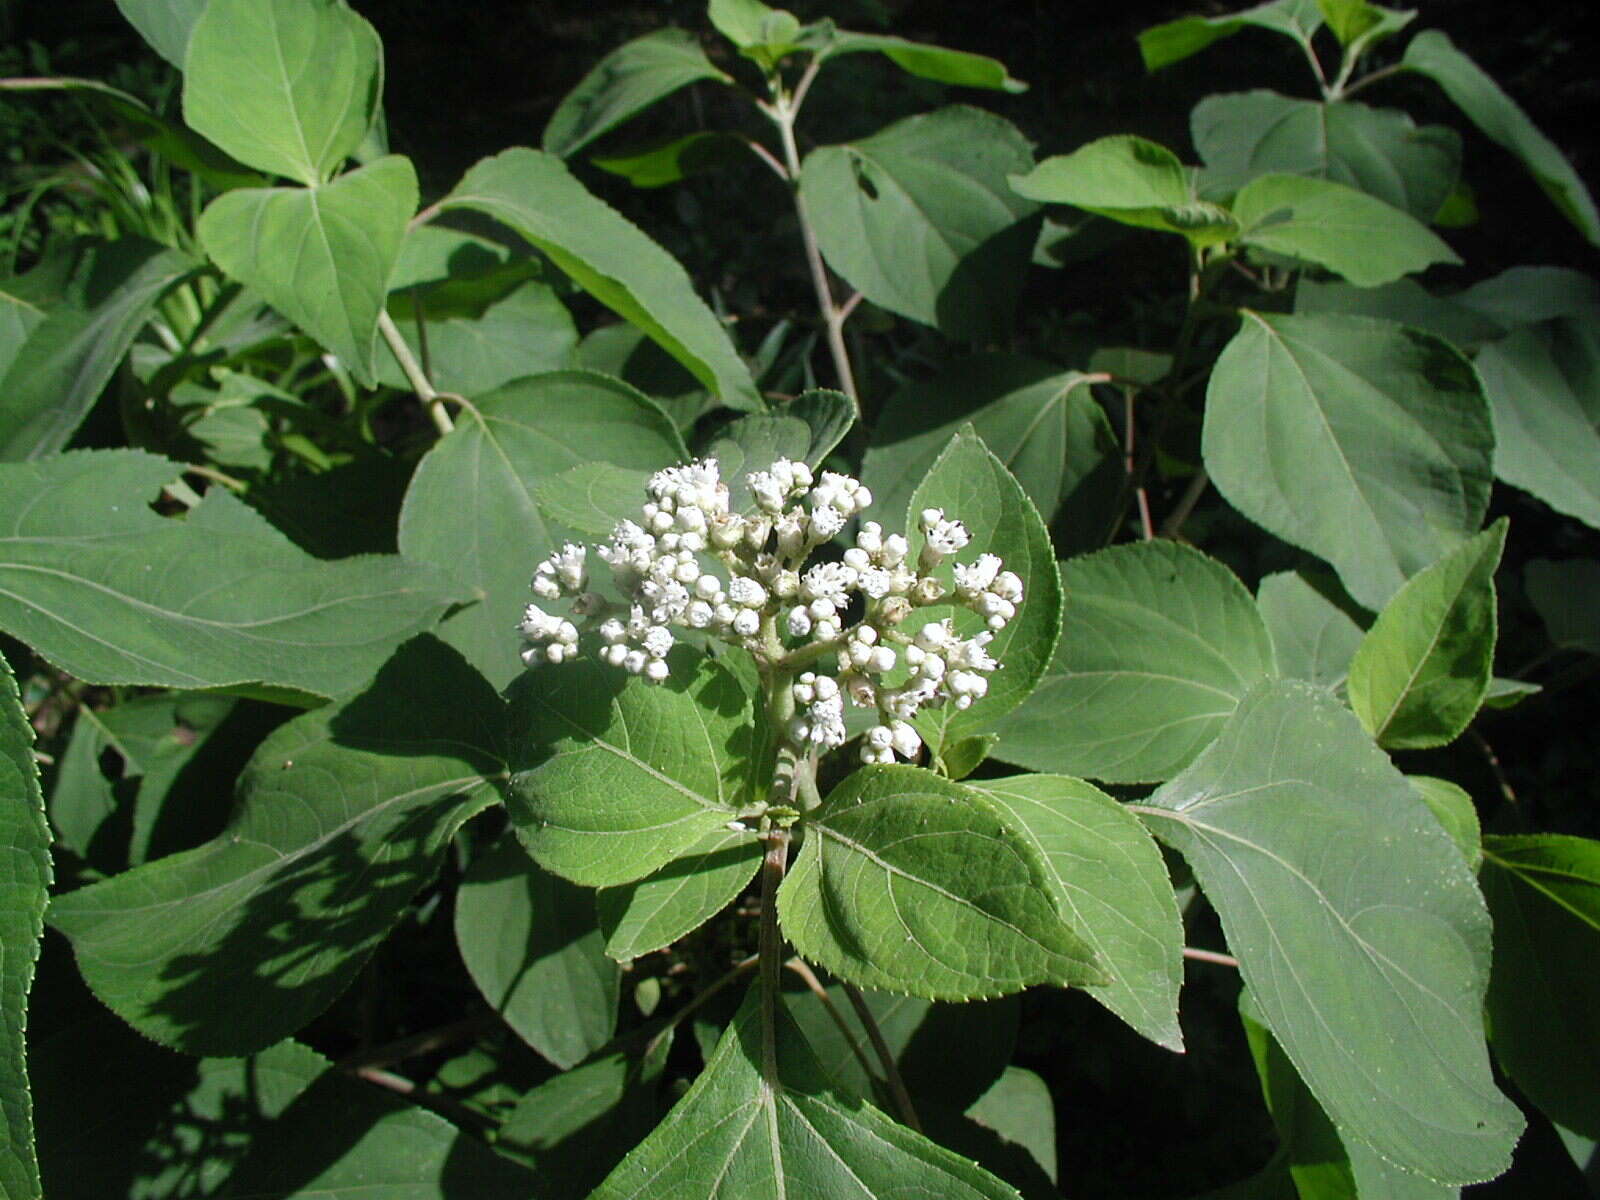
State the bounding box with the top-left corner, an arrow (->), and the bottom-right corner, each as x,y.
518,457 -> 1022,765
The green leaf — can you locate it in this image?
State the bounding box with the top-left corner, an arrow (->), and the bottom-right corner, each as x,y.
1141,680 -> 1522,1184
1256,569 -> 1365,691
1404,31 -> 1600,247
939,734 -> 996,781
1482,677 -> 1539,709
0,451 -> 459,698
496,1030 -> 674,1193
47,637 -> 506,1055
903,427 -> 1064,756
1138,0 -> 1324,72
1295,278 -> 1506,351
1409,776 -> 1481,871
198,155 -> 417,388
1525,559 -> 1600,655
1348,520 -> 1506,749
965,1068 -> 1058,1186
182,0 -> 383,185
597,826 -> 762,959
1474,316 -> 1600,531
708,0 -> 803,69
994,540 -> 1275,783
779,764 -> 1102,1000
1481,834 -> 1600,1139
1203,312 -> 1494,611
532,462 -> 656,539
0,239 -> 195,461
801,106 -> 1041,341
701,389 -> 855,513
376,281 -> 578,397
592,131 -> 746,188
1,657 -> 48,1200
112,0 -> 206,65
1011,135 -> 1237,246
398,370 -> 686,689
436,148 -> 761,410
508,652 -> 762,887
971,774 -> 1183,1050
1456,266 -> 1600,326
543,29 -> 730,159
805,24 -> 1025,92
1232,173 -> 1459,286
593,986 -> 1023,1198
1192,92 -> 1461,222
456,834 -> 619,1069
863,354 -> 1119,536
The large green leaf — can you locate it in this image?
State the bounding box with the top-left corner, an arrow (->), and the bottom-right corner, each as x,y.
198,155 -> 417,388
1474,315 -> 1600,531
597,826 -> 762,960
593,986 -> 1022,1198
1295,278 -> 1507,351
1404,31 -> 1600,247
182,0 -> 383,185
1256,569 -> 1364,692
1140,680 -> 1522,1184
903,428 -> 1063,758
47,637 -> 506,1055
436,148 -> 760,409
1203,311 -> 1494,611
397,370 -> 685,689
508,652 -> 762,888
804,23 -> 1025,92
1,658 -> 48,1200
779,765 -> 1102,1000
1138,0 -> 1324,71
1347,520 -> 1505,749
700,389 -> 855,513
1481,835 -> 1600,1139
543,29 -> 730,159
1525,559 -> 1600,655
993,540 -> 1276,783
800,106 -> 1040,341
0,451 -> 458,698
1231,173 -> 1459,286
112,0 -> 206,65
1456,266 -> 1600,326
862,354 -> 1120,537
971,775 -> 1183,1050
1192,92 -> 1461,221
0,239 -> 196,461
456,834 -> 619,1070
1011,136 -> 1237,246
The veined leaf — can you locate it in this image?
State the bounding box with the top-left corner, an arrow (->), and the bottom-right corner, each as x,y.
198,155 -> 418,388
1295,278 -> 1506,351
1141,680 -> 1522,1183
592,986 -> 1023,1198
994,540 -> 1275,783
1348,520 -> 1506,749
779,764 -> 1103,1000
598,826 -> 762,960
971,775 -> 1183,1050
508,652 -> 763,887
182,0 -> 383,185
436,148 -> 761,409
701,389 -> 855,513
1138,0 -> 1324,71
1256,569 -> 1365,692
1525,559 -> 1600,655
375,281 -> 578,397
804,22 -> 1025,92
1,657 -> 49,1200
1409,776 -> 1481,871
1203,312 -> 1494,611
0,451 -> 459,698
544,29 -> 730,159
47,637 -> 506,1055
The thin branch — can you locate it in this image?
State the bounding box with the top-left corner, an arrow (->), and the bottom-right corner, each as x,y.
377,309 -> 454,434
1123,388 -> 1154,541
788,55 -> 825,116
837,290 -> 864,323
183,463 -> 246,493
1183,947 -> 1239,968
785,958 -> 877,1083
1161,468 -> 1209,539
840,980 -> 923,1133
742,136 -> 790,182
645,953 -> 760,1055
345,1065 -> 491,1132
1470,727 -> 1518,807
758,823 -> 793,1090
337,1013 -> 496,1071
1340,61 -> 1405,99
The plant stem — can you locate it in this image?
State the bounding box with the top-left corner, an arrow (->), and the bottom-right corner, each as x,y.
1123,388 -> 1154,540
645,953 -> 760,1056
377,309 -> 454,435
1339,61 -> 1405,99
1161,468 -> 1210,538
758,822 -> 793,1090
183,463 -> 246,493
1183,947 -> 1239,968
785,958 -> 877,1082
840,980 -> 923,1132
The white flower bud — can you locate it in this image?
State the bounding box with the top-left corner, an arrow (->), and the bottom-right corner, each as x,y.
787,606 -> 813,637
645,658 -> 670,682
732,608 -> 760,637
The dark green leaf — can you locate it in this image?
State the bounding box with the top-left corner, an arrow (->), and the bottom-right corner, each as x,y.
1256,569 -> 1364,691
47,637 -> 506,1055
456,834 -> 619,1069
437,148 -> 761,409
806,24 -> 1025,92
597,827 -> 762,959
971,774 -> 1183,1050
592,986 -> 1023,1198
198,155 -> 418,387
375,281 -> 578,397
508,652 -> 762,887
543,29 -> 730,159
1409,776 -> 1481,871
801,107 -> 1041,340
592,131 -> 747,188
0,451 -> 458,697
965,1068 -> 1057,1186
1315,0 -> 1412,49
1203,312 -> 1494,610
0,238 -> 195,461
1141,680 -> 1522,1183
182,0 -> 384,185
1295,278 -> 1506,351
994,540 -> 1275,783
1404,31 -> 1600,247
779,764 -> 1103,1000
1456,266 -> 1600,326
1525,559 -> 1600,655
1138,0 -> 1324,71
